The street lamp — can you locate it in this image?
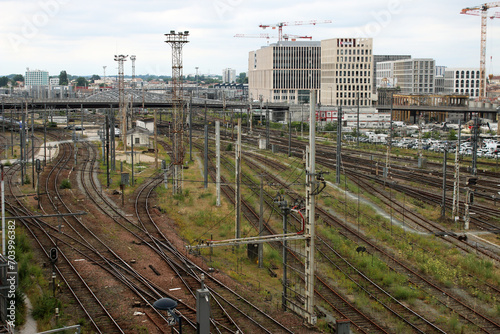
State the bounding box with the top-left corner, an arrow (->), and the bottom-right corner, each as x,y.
153,298 -> 182,334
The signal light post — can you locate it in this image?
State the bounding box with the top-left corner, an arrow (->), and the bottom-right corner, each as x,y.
464,177 -> 477,230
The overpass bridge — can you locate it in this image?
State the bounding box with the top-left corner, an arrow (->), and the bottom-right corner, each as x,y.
0,89 -> 290,111
376,94 -> 500,123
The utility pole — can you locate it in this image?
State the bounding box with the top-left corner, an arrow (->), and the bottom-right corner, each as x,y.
10,106 -> 14,157
80,104 -> 84,137
266,103 -> 270,149
31,109 -> 35,189
204,124 -> 208,189
216,121 -> 221,207
189,94 -> 193,162
105,113 -> 110,187
386,93 -> 394,179
110,105 -> 116,171
258,174 -> 264,268
304,90 -> 317,325
357,92 -> 360,147
471,114 -> 479,176
162,160 -> 168,189
250,102 -> 253,133
441,149 -> 447,218
464,176 -> 477,230
336,106 -> 342,184
1,165 -> 5,256
418,112 -> 425,168
43,104 -> 47,165
20,107 -> 24,184
275,195 -> 290,311
101,124 -> 105,160
131,135 -> 134,186
452,120 -> 461,220
235,118 -> 242,242
301,103 -> 304,138
154,109 -> 158,169
288,109 -> 292,157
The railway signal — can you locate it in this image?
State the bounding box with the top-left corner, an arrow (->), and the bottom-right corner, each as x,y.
50,247 -> 58,263
466,177 -> 478,186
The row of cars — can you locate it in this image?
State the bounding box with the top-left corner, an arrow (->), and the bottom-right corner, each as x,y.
392,137 -> 500,158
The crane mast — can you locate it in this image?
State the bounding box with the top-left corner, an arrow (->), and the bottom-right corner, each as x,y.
461,2 -> 500,99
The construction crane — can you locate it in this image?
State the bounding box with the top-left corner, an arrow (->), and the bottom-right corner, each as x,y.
259,20 -> 332,41
461,2 -> 500,99
234,33 -> 312,41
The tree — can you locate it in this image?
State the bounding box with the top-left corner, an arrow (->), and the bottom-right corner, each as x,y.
75,77 -> 88,87
0,76 -> 9,87
90,74 -> 101,82
11,74 -> 24,84
448,129 -> 457,141
236,72 -> 248,84
59,71 -> 68,85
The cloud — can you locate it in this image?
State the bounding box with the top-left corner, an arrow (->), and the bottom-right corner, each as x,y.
1,0 -> 499,76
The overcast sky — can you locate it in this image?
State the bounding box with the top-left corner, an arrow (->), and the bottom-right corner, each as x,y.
1,0 -> 499,77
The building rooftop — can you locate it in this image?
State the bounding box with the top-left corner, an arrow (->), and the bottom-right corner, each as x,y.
264,41 -> 321,48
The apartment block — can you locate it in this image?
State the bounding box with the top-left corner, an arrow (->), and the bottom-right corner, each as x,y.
376,58 -> 435,94
320,38 -> 373,107
222,68 -> 236,83
373,55 -> 411,93
248,41 -> 321,104
25,69 -> 49,86
444,68 -> 481,98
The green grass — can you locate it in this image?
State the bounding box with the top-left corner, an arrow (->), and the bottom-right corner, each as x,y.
59,178 -> 71,189
32,292 -> 62,322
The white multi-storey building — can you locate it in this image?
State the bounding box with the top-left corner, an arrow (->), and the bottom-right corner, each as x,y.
248,41 -> 321,104
25,69 -> 49,86
320,38 -> 373,107
222,68 -> 236,83
376,58 -> 435,94
444,68 -> 481,98
49,77 -> 60,86
373,55 -> 411,93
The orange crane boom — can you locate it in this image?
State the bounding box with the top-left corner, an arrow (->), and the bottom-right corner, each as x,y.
234,34 -> 312,41
461,2 -> 500,99
259,19 -> 332,41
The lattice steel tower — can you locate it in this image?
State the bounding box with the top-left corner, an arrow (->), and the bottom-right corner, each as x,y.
165,30 -> 189,194
114,54 -> 128,141
130,55 -> 136,89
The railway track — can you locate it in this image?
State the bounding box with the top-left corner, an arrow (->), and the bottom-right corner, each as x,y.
240,143 -> 500,333
194,141 -> 393,334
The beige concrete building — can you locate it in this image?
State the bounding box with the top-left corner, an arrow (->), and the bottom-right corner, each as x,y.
248,41 -> 321,104
376,58 -> 435,95
320,38 -> 373,107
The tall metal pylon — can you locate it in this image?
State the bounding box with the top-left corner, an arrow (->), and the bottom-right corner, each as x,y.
165,30 -> 189,194
130,55 -> 137,126
130,55 -> 136,89
114,55 -> 128,144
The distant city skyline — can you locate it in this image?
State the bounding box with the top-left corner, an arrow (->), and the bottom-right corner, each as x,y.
1,0 -> 499,77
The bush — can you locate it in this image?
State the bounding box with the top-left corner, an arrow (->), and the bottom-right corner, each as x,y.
60,179 -> 71,189
226,143 -> 233,151
47,122 -> 58,128
32,293 -> 61,321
